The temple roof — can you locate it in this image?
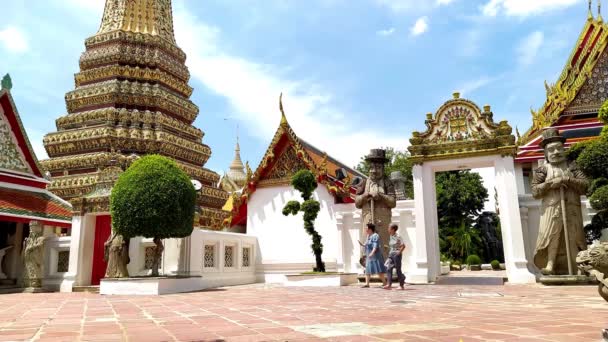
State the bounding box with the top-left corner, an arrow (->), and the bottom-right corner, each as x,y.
224,94 -> 366,228
0,75 -> 44,178
521,7 -> 608,145
0,75 -> 72,227
517,5 -> 608,161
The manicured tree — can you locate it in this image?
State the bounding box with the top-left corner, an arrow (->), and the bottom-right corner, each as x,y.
570,100 -> 608,244
282,169 -> 325,272
110,155 -> 196,276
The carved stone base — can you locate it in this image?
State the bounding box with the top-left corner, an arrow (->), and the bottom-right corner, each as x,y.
22,278 -> 42,288
539,275 -> 597,286
22,287 -> 49,293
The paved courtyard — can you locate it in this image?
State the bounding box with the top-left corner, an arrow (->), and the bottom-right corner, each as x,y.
0,283 -> 606,342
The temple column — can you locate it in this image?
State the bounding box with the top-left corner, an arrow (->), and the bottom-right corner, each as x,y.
61,214 -> 95,292
494,156 -> 536,284
6,222 -> 24,281
408,163 -> 440,284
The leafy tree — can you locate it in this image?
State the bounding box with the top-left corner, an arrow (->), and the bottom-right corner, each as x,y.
570,99 -> 608,243
355,147 -> 414,199
111,155 -> 196,276
282,169 -> 325,272
446,219 -> 482,261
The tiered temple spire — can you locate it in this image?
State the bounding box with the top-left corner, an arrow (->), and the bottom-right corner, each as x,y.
41,0 -> 229,229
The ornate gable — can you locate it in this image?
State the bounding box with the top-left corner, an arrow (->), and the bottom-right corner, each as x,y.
0,80 -> 42,176
258,144 -> 309,188
408,93 -> 516,164
0,106 -> 29,173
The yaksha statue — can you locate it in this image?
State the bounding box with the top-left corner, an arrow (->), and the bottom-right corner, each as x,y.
355,149 -> 397,258
576,242 -> 608,302
22,221 -> 45,288
532,128 -> 588,275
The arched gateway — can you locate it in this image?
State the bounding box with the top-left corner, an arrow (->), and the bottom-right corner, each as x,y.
407,93 -> 536,284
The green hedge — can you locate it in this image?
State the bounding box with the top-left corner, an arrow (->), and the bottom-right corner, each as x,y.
110,155 -> 196,239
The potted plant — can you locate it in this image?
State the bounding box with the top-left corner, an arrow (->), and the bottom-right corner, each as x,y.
466,254 -> 482,271
490,259 -> 501,271
440,254 -> 451,275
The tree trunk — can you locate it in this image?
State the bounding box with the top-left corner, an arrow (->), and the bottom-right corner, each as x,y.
104,233 -> 130,278
151,237 -> 164,277
314,251 -> 325,272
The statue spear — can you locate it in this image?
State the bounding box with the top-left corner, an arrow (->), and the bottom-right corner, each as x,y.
560,186 -> 573,275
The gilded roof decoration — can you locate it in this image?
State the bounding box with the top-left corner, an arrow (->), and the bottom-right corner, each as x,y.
522,13 -> 608,144
408,93 -> 516,164
42,0 -> 229,229
0,105 -> 29,173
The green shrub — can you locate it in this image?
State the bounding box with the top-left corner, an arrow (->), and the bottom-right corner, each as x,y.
490,260 -> 500,270
577,139 -> 608,179
590,185 -> 608,212
110,155 -> 196,240
466,254 -> 482,265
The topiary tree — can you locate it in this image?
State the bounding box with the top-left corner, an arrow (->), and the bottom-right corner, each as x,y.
570,100 -> 608,244
282,169 -> 325,272
110,155 -> 196,277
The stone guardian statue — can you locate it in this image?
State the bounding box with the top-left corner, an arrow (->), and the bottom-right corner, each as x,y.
531,128 -> 588,275
22,221 -> 45,288
104,231 -> 130,278
355,149 -> 397,258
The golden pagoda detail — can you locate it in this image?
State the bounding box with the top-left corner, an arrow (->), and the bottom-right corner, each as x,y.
41,0 -> 228,229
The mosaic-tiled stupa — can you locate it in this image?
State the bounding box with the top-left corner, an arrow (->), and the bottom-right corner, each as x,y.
41,0 -> 229,229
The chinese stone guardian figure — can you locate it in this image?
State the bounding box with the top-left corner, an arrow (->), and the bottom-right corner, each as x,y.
22,221 -> 45,288
355,149 -> 397,258
532,128 -> 588,275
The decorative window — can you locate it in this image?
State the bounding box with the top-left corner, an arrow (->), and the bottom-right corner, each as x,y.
57,251 -> 69,273
242,247 -> 250,267
224,246 -> 234,268
144,246 -> 156,269
204,245 -> 215,268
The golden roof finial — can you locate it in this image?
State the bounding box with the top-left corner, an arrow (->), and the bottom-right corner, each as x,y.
279,92 -> 288,126
589,0 -> 594,19
599,0 -> 604,21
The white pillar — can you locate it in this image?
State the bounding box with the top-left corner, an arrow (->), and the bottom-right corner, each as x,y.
494,156 -> 536,284
408,164 -> 440,283
178,236 -> 192,276
514,163 -> 526,195
61,214 -> 95,292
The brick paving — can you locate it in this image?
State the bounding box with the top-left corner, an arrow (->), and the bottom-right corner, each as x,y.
0,283 -> 606,341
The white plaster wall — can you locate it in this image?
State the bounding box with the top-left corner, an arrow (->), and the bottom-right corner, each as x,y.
247,185 -> 350,273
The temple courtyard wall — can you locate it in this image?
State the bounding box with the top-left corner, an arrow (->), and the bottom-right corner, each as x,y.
43,187 -> 605,292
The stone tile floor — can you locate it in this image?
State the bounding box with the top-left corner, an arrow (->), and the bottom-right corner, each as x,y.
0,283 -> 606,341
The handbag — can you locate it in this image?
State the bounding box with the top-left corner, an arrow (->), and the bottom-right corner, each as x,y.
384,257 -> 393,268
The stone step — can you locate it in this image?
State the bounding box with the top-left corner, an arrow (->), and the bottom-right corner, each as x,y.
357,274 -> 399,283
72,286 -> 100,294
0,284 -> 23,294
435,276 -> 507,286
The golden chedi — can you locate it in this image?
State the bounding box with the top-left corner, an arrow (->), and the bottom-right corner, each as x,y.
41,0 -> 229,229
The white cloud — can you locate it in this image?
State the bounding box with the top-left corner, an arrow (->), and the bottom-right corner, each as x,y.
457,76 -> 495,96
410,17 -> 429,36
481,0 -> 580,17
517,31 -> 544,66
377,27 -> 396,36
172,8 -> 405,167
0,27 -> 29,54
375,0 -> 427,13
436,0 -> 455,6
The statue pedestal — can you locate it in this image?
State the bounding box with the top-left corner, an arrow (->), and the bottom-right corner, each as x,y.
539,275 -> 596,286
0,246 -> 13,279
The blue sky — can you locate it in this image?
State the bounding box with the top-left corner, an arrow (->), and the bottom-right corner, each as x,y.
0,0 -> 588,181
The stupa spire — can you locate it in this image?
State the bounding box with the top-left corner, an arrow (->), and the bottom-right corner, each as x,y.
97,0 -> 176,43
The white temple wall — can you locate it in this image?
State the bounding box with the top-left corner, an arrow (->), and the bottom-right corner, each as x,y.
246,185 -> 352,281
